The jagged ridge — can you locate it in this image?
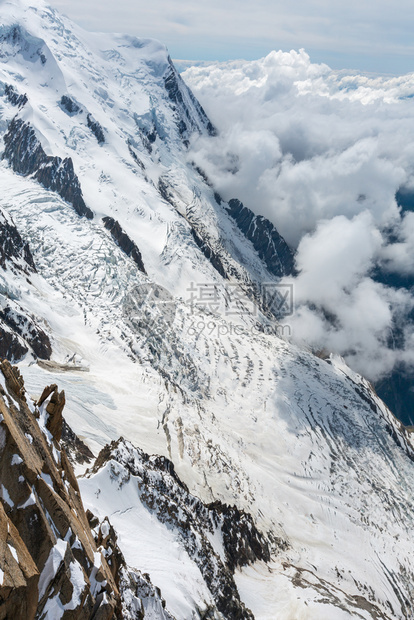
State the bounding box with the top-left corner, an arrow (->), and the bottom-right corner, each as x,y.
102,217 -> 146,275
0,209 -> 52,362
0,209 -> 35,273
85,437 -> 278,620
0,361 -> 119,619
2,117 -> 93,219
164,57 -> 216,144
225,197 -> 296,278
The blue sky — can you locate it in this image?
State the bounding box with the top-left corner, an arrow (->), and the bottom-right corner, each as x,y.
50,0 -> 414,74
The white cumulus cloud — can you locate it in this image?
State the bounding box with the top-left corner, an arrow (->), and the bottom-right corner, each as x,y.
184,52 -> 414,381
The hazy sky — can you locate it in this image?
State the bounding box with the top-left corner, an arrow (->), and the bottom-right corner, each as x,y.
48,0 -> 414,75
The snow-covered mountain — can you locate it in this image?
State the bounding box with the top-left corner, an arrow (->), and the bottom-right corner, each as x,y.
0,1 -> 414,618
182,52 -> 414,428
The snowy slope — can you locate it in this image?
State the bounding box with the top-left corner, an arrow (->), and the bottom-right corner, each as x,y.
0,1 -> 413,619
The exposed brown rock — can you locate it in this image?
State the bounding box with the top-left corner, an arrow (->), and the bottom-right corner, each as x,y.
95,518 -> 125,588
36,383 -> 66,441
0,361 -> 120,619
38,384 -> 66,441
0,502 -> 39,620
0,360 -> 25,401
36,383 -> 58,408
86,509 -> 99,530
45,388 -> 65,440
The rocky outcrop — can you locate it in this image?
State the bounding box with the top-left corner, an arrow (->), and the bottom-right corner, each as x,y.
226,198 -> 295,278
164,57 -> 216,144
0,325 -> 28,363
4,84 -> 27,109
60,95 -> 82,116
102,217 -> 146,274
0,357 -> 279,620
0,359 -> 25,400
0,500 -> 39,620
36,383 -> 66,443
2,117 -> 93,219
0,304 -> 51,361
190,227 -> 228,279
61,420 -> 95,468
0,209 -> 51,361
91,515 -> 175,620
0,209 -> 35,274
87,438 -> 277,620
0,361 -> 119,619
87,114 -> 105,144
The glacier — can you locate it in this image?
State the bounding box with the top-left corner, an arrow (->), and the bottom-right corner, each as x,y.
0,0 -> 413,618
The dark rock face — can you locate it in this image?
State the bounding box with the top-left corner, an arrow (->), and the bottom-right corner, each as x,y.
90,438 -> 277,620
158,177 -> 232,280
127,142 -> 146,171
190,227 -> 228,279
61,420 -> 95,467
4,84 -> 27,109
0,210 -> 35,273
164,58 -> 216,142
87,113 -> 105,144
158,177 -> 175,205
0,211 -> 52,363
59,94 -> 81,116
102,216 -> 146,274
0,362 -> 119,620
226,198 -> 295,278
214,191 -> 223,205
0,325 -> 28,362
210,501 -> 276,573
0,305 -> 52,361
2,117 -> 93,219
137,124 -> 156,153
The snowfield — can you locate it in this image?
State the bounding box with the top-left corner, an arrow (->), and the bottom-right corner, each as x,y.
0,1 -> 414,618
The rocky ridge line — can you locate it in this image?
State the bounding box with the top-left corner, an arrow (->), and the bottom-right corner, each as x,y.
2,117 -> 93,219
86,437 -> 280,619
0,360 -> 119,619
102,217 -> 146,275
0,209 -> 52,363
225,197 -> 296,278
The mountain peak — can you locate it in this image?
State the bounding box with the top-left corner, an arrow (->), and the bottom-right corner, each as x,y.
0,0 -> 51,21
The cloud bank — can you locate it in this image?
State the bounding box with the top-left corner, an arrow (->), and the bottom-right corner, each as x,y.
184,51 -> 414,382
